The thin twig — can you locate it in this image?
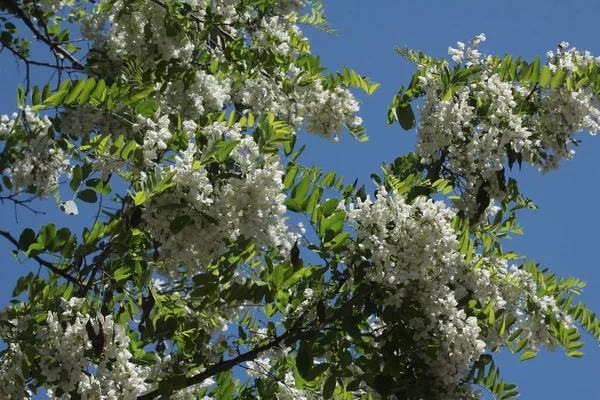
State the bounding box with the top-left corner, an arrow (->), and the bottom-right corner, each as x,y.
7,0 -> 86,70
0,229 -> 81,286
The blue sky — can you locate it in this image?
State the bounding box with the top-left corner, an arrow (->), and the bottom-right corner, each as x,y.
1,0 -> 600,398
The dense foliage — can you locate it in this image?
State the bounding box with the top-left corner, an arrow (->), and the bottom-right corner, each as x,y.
1,1 -> 599,399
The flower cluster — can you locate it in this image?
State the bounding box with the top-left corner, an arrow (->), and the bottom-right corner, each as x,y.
415,36 -> 600,217
448,33 -> 487,66
76,0 -> 363,140
0,108 -> 70,197
82,0 -> 200,68
159,71 -> 232,120
0,298 -> 151,399
59,108 -> 131,140
0,343 -> 29,399
132,114 -> 174,166
346,188 -> 571,397
233,74 -> 361,139
38,0 -> 70,13
0,297 -> 233,399
142,123 -> 292,277
347,188 -> 483,394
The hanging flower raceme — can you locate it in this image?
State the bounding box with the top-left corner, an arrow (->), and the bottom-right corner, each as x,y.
0,298 -> 151,399
398,35 -> 600,218
75,0 -> 366,141
0,107 -> 70,197
346,187 -> 574,398
141,122 -> 293,277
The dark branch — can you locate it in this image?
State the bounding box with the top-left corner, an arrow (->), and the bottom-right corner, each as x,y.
0,229 -> 81,286
6,0 -> 86,70
0,194 -> 46,216
0,38 -> 80,69
137,319 -> 307,400
137,289 -> 368,399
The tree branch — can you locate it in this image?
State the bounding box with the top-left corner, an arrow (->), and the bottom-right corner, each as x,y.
6,0 -> 86,70
0,229 -> 81,286
137,322 -> 306,400
0,37 -> 80,69
137,289 -> 369,399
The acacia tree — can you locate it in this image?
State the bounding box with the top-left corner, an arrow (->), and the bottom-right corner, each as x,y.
0,0 -> 599,399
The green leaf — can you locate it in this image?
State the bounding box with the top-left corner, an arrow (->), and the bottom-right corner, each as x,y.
292,175 -> 311,206
519,351 -> 537,361
442,85 -> 461,101
227,110 -> 237,127
95,134 -> 111,154
192,273 -> 218,286
284,198 -> 302,213
307,363 -> 330,381
16,84 -> 24,108
85,179 -> 111,195
70,165 -> 82,192
134,192 -> 147,206
540,65 -> 551,87
305,187 -> 323,219
276,290 -> 289,312
296,342 -> 313,380
291,144 -> 305,163
76,189 -> 98,203
50,227 -> 72,251
551,67 -> 565,89
136,99 -> 160,118
320,210 -> 346,237
327,232 -> 350,250
209,59 -> 219,74
284,165 -> 299,191
13,273 -> 33,297
394,102 -> 416,130
31,86 -> 40,106
65,43 -> 79,53
41,90 -> 68,107
567,350 -> 584,358
78,78 -> 97,105
18,228 -> 36,251
42,83 -> 52,101
2,176 -> 12,191
515,337 -> 529,353
509,58 -> 521,81
319,198 -> 339,218
499,55 -> 513,80
39,224 -> 57,247
214,140 -> 239,162
91,79 -> 106,103
113,266 -> 131,281
507,328 -> 523,342
323,375 -> 336,399
121,140 -> 138,160
127,83 -> 154,103
151,171 -> 177,196
502,391 -> 520,400
65,80 -> 86,105
530,56 -> 541,83
110,135 -> 125,155
270,263 -> 287,289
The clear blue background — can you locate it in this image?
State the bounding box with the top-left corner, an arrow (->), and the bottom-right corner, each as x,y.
1,1 -> 600,398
